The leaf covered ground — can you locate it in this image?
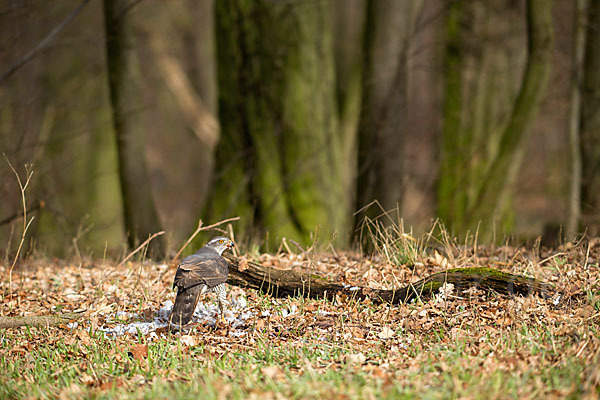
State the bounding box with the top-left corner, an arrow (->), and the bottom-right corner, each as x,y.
1,238 -> 599,399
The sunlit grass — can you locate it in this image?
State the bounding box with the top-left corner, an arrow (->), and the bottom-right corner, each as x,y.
1,225 -> 599,398
0,316 -> 593,399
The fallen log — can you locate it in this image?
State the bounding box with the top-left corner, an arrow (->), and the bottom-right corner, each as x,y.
225,255 -> 556,304
0,311 -> 86,329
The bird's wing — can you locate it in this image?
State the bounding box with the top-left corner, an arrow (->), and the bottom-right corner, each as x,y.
173,254 -> 229,290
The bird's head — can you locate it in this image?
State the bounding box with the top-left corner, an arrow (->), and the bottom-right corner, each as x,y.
206,236 -> 235,255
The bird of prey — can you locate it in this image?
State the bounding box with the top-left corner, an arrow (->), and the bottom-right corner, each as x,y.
169,236 -> 234,327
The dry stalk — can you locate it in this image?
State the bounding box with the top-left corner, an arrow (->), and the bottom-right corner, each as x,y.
118,231 -> 165,267
173,216 -> 240,262
4,155 -> 35,295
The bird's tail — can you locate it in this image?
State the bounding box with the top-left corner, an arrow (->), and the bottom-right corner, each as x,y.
169,286 -> 203,327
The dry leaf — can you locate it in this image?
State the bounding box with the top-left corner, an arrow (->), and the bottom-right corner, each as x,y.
345,353 -> 366,365
261,366 -> 283,380
179,335 -> 196,347
80,372 -> 95,386
128,344 -> 148,361
379,326 -> 395,339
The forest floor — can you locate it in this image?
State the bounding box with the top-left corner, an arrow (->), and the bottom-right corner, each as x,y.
0,237 -> 599,399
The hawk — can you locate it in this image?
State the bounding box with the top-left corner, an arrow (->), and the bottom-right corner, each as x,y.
169,236 -> 234,327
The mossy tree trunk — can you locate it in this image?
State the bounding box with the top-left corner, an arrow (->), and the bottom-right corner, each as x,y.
354,0 -> 423,234
474,0 -> 554,228
566,0 -> 587,238
437,0 -> 553,239
333,0 -> 365,227
437,0 -> 466,233
581,0 -> 600,236
206,0 -> 346,248
103,0 -> 165,258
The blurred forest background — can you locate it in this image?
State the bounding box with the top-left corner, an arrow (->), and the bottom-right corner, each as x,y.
1,0 -> 599,259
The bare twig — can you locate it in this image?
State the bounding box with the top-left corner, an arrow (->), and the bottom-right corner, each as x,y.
0,0 -> 91,84
4,155 -> 35,294
118,231 -> 165,267
173,217 -> 240,262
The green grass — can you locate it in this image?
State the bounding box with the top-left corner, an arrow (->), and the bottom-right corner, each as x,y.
1,234 -> 599,399
0,313 -> 595,399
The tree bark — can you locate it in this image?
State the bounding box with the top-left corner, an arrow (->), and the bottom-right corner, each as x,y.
567,0 -> 587,238
207,0 -> 346,248
225,255 -> 554,304
471,0 -> 554,226
438,0 -> 553,238
354,0 -> 423,232
437,0 -> 466,232
333,0 -> 365,225
103,0 -> 165,258
581,0 -> 600,236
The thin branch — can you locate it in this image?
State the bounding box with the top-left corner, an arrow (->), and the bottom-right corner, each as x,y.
0,0 -> 92,84
118,231 -> 165,267
173,216 -> 240,262
4,155 -> 35,295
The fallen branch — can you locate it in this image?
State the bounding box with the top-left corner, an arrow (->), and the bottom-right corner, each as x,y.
0,311 -> 86,329
225,256 -> 555,304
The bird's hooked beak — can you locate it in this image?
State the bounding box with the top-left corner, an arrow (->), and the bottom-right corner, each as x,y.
227,241 -> 235,249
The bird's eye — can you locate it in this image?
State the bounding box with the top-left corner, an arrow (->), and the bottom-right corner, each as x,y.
219,240 -> 224,244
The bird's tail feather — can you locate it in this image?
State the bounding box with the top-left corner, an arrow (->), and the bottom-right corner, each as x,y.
169,286 -> 203,326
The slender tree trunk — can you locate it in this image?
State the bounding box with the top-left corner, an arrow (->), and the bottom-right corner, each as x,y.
333,0 -> 365,222
208,0 -> 345,248
581,0 -> 600,236
103,0 -> 165,258
438,0 -> 553,238
471,0 -> 553,225
567,0 -> 587,238
354,0 -> 423,232
437,0 -> 465,232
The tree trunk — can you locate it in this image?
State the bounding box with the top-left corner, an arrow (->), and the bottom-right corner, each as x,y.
103,0 -> 165,258
207,0 -> 346,248
581,0 -> 600,236
438,0 -> 553,239
354,0 -> 423,232
470,0 -> 553,227
567,0 -> 587,239
437,0 -> 466,232
333,0 -> 365,228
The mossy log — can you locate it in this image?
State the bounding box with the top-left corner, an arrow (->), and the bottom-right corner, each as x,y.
0,311 -> 86,329
225,256 -> 555,304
